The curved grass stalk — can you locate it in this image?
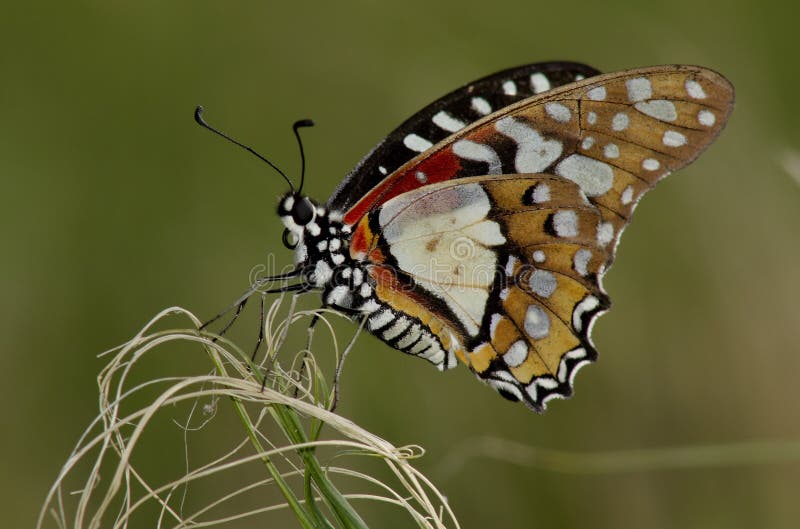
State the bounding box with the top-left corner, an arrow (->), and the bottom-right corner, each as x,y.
38,300 -> 458,529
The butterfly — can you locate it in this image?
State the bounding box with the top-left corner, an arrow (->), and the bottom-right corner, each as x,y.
198,61 -> 734,412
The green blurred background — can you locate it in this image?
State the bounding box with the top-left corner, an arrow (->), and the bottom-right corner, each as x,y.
4,1 -> 800,527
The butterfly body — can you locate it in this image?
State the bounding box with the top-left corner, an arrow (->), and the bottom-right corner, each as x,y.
279,193 -> 455,369
274,62 -> 733,412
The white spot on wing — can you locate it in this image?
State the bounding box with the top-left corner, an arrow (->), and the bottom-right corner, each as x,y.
587,111 -> 597,125
568,359 -> 591,386
626,77 -> 652,102
611,113 -> 629,131
537,378 -> 558,390
503,340 -> 528,367
524,305 -> 550,339
470,97 -> 491,115
505,255 -> 518,276
489,313 -> 502,339
495,117 -> 563,173
432,110 -> 466,132
587,86 -> 606,101
566,347 -> 587,360
532,250 -> 546,263
532,183 -> 550,203
635,100 -> 678,122
573,249 -> 592,276
453,140 -> 502,174
698,110 -> 715,126
530,73 -> 551,93
604,143 -> 619,159
490,369 -> 516,383
581,136 -> 594,150
489,379 -> 524,401
642,158 -> 660,171
685,79 -> 707,99
553,210 -> 579,237
663,130 -> 687,147
404,134 -> 433,152
502,80 -> 517,95
525,381 -> 538,403
555,154 -> 615,196
573,296 -> 600,332
620,185 -> 634,205
545,102 -> 571,123
529,270 -> 557,298
597,222 -> 614,246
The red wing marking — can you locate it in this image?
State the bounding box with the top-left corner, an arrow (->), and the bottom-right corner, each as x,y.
342,149 -> 461,225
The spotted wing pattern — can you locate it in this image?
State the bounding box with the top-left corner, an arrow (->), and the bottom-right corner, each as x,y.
328,61 -> 601,221
347,65 -> 734,411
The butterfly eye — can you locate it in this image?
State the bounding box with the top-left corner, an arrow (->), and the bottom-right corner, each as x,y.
282,228 -> 298,249
292,198 -> 315,225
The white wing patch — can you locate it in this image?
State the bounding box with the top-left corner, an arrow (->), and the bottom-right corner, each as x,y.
378,182 -> 505,336
495,117 -> 563,173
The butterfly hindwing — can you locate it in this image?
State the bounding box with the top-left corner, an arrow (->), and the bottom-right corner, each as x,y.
349,175 -> 611,410
330,61 -> 601,224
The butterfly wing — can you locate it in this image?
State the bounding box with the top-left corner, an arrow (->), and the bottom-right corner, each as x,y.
347,65 -> 734,411
328,61 -> 601,220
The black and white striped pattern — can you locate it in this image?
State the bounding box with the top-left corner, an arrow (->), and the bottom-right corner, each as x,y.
278,194 -> 455,371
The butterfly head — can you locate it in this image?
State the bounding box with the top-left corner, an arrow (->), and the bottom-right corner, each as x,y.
278,192 -> 319,249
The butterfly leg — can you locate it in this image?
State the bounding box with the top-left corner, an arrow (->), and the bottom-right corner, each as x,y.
200,268 -> 303,336
330,314 -> 368,412
250,292 -> 267,364
208,281 -> 309,345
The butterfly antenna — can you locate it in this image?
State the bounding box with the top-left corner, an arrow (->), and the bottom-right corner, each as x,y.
293,119 -> 314,194
194,106 -> 295,192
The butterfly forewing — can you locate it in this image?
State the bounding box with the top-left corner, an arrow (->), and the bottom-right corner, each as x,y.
330,61 -> 601,222
352,65 -> 733,256
343,65 -> 733,411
